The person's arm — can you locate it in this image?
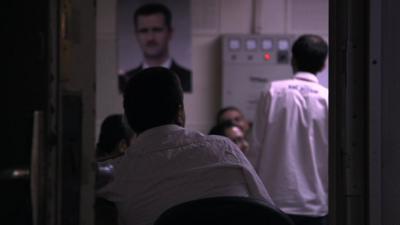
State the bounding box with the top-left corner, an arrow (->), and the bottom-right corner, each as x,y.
247,83 -> 272,170
234,147 -> 276,207
242,166 -> 276,207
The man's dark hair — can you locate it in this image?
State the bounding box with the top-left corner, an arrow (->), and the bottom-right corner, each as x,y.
123,67 -> 183,134
216,106 -> 241,123
133,3 -> 172,30
291,34 -> 328,74
209,120 -> 237,136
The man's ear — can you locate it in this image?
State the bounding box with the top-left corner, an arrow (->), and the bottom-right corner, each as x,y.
318,60 -> 327,73
118,140 -> 129,153
177,104 -> 185,127
291,57 -> 298,73
322,60 -> 327,71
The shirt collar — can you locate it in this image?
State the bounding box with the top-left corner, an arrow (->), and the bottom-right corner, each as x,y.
142,58 -> 172,69
294,72 -> 319,83
128,124 -> 183,154
135,124 -> 182,141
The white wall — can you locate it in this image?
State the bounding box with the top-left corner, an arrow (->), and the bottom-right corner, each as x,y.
96,0 -> 122,139
96,0 -> 328,135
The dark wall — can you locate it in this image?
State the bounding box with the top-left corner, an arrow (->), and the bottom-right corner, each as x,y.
381,0 -> 400,223
2,1 -> 49,225
329,0 -> 369,224
330,0 -> 400,224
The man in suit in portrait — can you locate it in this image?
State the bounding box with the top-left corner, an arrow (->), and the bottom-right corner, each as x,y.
119,2 -> 192,93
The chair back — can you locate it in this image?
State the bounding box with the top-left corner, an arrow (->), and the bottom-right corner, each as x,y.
154,196 -> 294,225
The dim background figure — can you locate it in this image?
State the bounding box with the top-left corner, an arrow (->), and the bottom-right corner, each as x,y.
96,114 -> 134,162
95,114 -> 134,225
216,106 -> 252,141
209,120 -> 250,154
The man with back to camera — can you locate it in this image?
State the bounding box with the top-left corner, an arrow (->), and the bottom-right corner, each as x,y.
98,67 -> 275,225
119,3 -> 192,93
248,34 -> 329,225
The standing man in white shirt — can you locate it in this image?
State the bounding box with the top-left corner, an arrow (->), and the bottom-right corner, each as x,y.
99,67 -> 274,225
249,34 -> 329,225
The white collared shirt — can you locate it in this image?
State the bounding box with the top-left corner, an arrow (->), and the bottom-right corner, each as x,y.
248,72 -> 329,216
98,125 -> 274,225
142,58 -> 172,69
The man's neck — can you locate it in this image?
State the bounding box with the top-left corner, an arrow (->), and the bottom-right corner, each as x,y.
293,68 -> 317,76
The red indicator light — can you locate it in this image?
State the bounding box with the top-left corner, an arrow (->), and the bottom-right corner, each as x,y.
264,52 -> 271,61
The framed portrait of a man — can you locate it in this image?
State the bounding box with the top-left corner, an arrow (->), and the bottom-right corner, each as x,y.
117,0 -> 192,93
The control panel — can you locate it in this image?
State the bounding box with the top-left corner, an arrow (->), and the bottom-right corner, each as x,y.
222,34 -> 296,121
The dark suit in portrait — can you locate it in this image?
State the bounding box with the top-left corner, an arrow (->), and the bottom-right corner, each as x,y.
118,60 -> 192,93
